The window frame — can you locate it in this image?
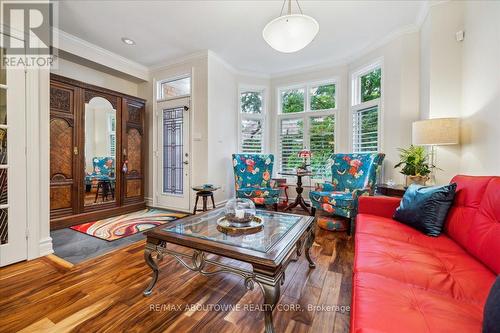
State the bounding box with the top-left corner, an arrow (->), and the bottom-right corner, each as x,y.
238,85 -> 267,154
349,60 -> 383,153
156,73 -> 192,102
276,78 -> 339,181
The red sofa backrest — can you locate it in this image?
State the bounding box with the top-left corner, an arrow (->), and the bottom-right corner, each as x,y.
445,175 -> 500,274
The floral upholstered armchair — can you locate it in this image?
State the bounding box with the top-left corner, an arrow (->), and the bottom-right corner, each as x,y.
232,154 -> 280,210
309,153 -> 385,234
85,157 -> 115,185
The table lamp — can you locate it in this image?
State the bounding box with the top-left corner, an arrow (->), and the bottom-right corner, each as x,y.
297,149 -> 312,174
412,117 -> 460,183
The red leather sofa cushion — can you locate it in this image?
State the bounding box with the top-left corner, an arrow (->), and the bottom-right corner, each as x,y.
352,272 -> 485,333
351,176 -> 499,333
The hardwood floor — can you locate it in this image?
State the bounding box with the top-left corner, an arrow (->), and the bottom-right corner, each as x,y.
0,219 -> 353,333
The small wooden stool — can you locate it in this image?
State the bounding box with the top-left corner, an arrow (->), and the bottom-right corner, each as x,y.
192,185 -> 219,214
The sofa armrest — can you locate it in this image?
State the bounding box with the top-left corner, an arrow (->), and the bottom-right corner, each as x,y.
358,196 -> 401,219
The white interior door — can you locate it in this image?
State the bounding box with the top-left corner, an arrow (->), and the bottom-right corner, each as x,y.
154,97 -> 191,212
0,43 -> 28,266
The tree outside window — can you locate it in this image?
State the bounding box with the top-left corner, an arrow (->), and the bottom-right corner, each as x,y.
240,91 -> 262,114
360,68 -> 381,102
281,89 -> 304,113
310,84 -> 336,110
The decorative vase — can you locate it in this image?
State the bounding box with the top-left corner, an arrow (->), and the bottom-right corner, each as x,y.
405,175 -> 429,187
224,198 -> 256,224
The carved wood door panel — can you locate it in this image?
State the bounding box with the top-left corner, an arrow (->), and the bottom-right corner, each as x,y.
49,82 -> 79,218
123,98 -> 144,203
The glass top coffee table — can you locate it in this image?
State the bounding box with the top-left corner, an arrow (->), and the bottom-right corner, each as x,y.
143,207 -> 316,333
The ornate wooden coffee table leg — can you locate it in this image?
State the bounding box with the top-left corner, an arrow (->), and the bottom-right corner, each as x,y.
143,242 -> 160,296
305,224 -> 316,268
255,273 -> 282,333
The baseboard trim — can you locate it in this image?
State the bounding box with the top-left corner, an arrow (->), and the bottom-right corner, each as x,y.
145,196 -> 153,207
39,237 -> 54,257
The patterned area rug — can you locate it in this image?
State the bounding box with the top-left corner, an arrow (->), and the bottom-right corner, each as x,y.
70,208 -> 188,241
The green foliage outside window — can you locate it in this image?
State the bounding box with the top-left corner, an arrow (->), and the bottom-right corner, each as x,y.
281,89 -> 304,113
240,91 -> 262,114
310,116 -> 335,179
310,84 -> 336,110
361,68 -> 381,102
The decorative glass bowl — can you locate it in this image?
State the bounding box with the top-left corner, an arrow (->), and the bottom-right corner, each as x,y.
224,198 -> 256,224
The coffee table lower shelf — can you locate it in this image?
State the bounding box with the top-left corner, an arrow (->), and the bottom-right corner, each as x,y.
142,227 -> 316,333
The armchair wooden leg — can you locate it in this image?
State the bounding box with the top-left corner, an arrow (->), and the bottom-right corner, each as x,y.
273,203 -> 278,212
310,207 -> 316,217
347,218 -> 354,236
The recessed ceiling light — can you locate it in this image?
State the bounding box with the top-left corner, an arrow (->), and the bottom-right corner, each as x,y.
121,37 -> 135,46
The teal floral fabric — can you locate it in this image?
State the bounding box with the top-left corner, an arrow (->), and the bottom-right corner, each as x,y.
232,154 -> 279,205
309,153 -> 385,218
86,157 -> 115,183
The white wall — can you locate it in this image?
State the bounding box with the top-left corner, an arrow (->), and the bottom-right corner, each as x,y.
51,58 -> 140,96
207,54 -> 238,204
419,1 -> 464,184
459,1 -> 500,175
419,1 -> 500,181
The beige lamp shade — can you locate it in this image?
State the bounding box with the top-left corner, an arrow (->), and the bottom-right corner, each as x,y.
412,118 -> 460,146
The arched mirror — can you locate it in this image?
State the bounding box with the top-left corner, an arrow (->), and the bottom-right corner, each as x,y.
84,97 -> 117,206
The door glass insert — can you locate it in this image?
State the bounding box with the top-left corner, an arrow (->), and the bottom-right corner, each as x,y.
163,107 -> 184,195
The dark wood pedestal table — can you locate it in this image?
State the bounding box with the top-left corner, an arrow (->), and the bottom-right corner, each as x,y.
143,208 -> 316,333
280,172 -> 313,214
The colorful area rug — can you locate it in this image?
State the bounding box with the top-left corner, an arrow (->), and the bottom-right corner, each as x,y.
70,208 -> 187,241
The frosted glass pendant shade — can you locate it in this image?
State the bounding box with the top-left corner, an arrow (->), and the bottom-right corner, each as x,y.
263,14 -> 319,53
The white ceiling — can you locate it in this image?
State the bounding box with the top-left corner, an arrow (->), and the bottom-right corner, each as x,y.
58,0 -> 426,75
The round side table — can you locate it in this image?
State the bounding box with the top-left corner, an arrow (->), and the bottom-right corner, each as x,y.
192,185 -> 220,214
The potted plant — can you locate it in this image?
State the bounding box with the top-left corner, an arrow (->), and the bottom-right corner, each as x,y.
394,145 -> 433,187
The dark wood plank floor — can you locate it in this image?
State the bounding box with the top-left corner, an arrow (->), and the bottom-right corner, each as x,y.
0,214 -> 354,333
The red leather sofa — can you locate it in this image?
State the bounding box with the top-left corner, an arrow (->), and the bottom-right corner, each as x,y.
351,175 -> 499,332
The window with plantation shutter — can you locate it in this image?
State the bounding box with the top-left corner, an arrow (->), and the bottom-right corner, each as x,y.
277,81 -> 337,178
241,119 -> 263,153
353,106 -> 378,152
310,115 -> 335,178
239,89 -> 265,153
351,64 -> 381,153
280,118 -> 303,173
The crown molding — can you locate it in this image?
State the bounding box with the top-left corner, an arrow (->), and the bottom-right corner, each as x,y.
149,50 -> 209,72
207,50 -> 271,79
269,22 -> 419,79
53,28 -> 150,81
416,1 -> 431,28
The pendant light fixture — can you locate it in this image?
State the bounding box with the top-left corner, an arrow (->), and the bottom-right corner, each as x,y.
262,0 -> 319,53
